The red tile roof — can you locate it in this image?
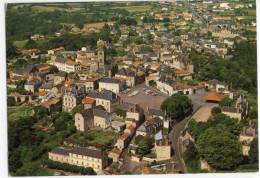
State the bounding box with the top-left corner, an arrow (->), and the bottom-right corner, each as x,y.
204,92 -> 226,102
175,70 -> 192,75
82,97 -> 96,104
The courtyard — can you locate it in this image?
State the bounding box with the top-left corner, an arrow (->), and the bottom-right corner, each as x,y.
119,83 -> 168,110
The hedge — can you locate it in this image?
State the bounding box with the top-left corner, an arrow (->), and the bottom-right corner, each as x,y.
43,159 -> 96,175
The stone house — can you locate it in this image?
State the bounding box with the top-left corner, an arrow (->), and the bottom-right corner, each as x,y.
48,146 -> 108,172
136,117 -> 163,137
52,58 -> 81,73
154,131 -> 171,160
239,126 -> 257,156
24,79 -> 42,93
53,71 -> 67,85
87,90 -> 118,113
115,68 -> 136,87
62,92 -> 84,112
74,108 -> 94,132
205,79 -> 228,93
98,77 -> 125,94
81,96 -> 96,109
40,97 -> 62,112
48,47 -> 65,55
93,108 -> 112,129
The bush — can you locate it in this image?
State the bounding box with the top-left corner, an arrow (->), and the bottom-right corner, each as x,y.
211,107 -> 221,115
148,80 -> 156,87
115,107 -> 127,118
43,159 -> 96,175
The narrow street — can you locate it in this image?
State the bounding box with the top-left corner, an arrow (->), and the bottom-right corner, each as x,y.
168,91 -> 215,173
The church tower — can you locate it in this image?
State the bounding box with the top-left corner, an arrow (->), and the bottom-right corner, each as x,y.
97,39 -> 106,69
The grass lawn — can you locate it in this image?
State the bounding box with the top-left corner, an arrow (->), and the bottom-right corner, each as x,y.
8,106 -> 34,121
68,129 -> 119,150
13,40 -> 28,49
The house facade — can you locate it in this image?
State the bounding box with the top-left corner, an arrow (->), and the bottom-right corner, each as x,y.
48,146 -> 108,172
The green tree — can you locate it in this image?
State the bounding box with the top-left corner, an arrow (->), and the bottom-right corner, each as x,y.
137,137 -> 154,156
8,150 -> 22,173
198,127 -> 243,170
34,106 -> 49,120
115,107 -> 126,118
7,40 -> 20,59
161,93 -> 193,121
183,141 -> 200,173
71,104 -> 84,116
163,66 -> 175,79
25,38 -> 38,49
53,112 -> 72,131
210,113 -> 242,136
249,137 -> 258,164
148,80 -> 156,87
211,107 -> 221,115
219,97 -> 234,107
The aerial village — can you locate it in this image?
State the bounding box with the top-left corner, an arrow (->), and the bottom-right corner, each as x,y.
6,0 -> 258,176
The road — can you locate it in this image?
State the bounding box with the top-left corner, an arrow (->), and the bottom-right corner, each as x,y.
121,89 -> 212,173
168,91 -> 216,173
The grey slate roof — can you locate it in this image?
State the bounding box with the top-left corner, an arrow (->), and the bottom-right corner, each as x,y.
117,68 -> 135,77
70,146 -> 103,159
88,90 -> 117,101
208,79 -> 224,85
148,108 -> 165,117
50,147 -> 70,156
93,108 -> 111,119
222,106 -> 238,113
99,77 -> 120,84
80,108 -> 94,119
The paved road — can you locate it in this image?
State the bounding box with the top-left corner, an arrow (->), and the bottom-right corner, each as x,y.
168,91 -> 216,173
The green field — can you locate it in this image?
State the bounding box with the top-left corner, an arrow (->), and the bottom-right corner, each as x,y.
8,106 -> 34,121
31,5 -> 64,12
112,5 -> 151,13
13,40 -> 28,49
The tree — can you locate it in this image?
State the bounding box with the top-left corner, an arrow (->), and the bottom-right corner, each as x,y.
161,93 -> 193,121
53,112 -> 72,131
34,106 -> 49,120
148,80 -> 156,87
198,127 -> 243,170
183,141 -> 200,173
219,97 -> 233,107
49,65 -> 59,73
54,118 -> 67,131
187,119 -> 210,141
211,107 -> 221,115
9,149 -> 22,173
137,137 -> 154,156
115,107 -> 126,118
71,104 -> 84,116
209,113 -> 242,136
99,24 -> 112,42
7,40 -> 20,59
25,38 -> 38,49
249,137 -> 258,164
163,66 -> 175,79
